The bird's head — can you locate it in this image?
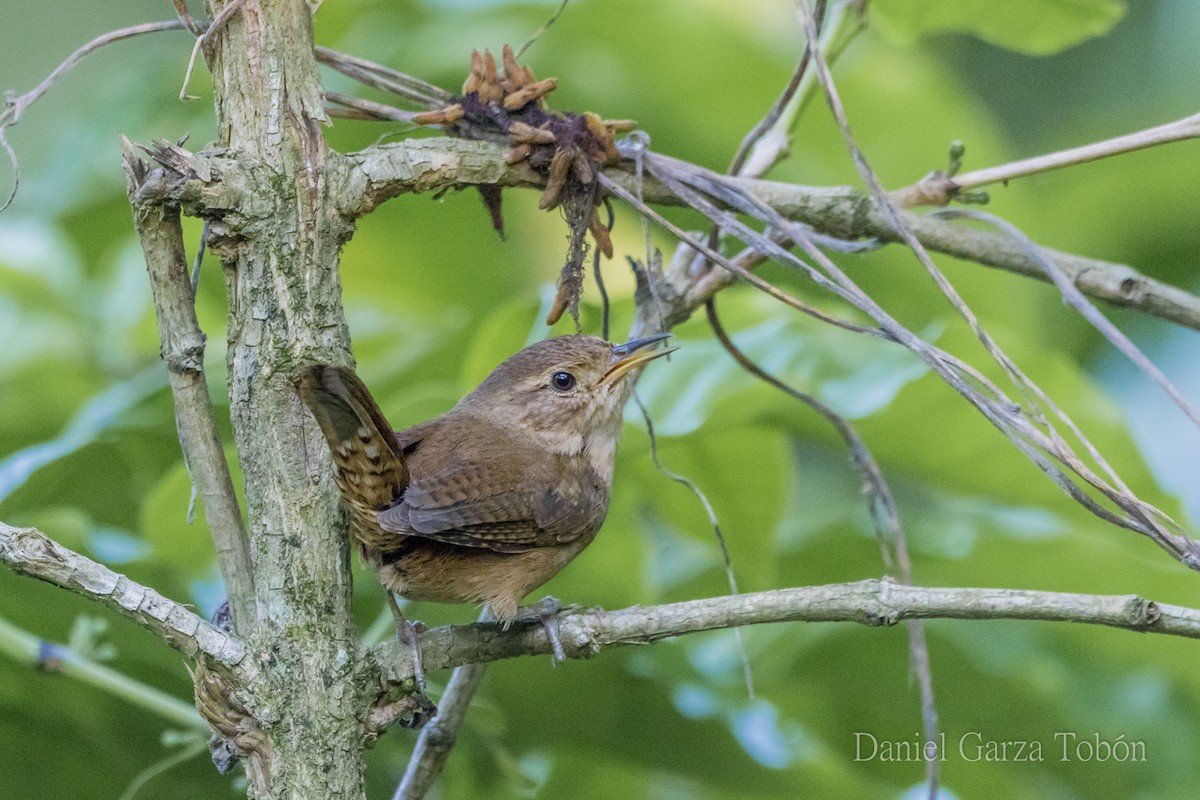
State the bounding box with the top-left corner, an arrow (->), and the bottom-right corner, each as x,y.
459,333 -> 675,453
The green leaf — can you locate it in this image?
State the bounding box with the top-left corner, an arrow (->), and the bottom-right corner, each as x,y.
872,0 -> 1127,55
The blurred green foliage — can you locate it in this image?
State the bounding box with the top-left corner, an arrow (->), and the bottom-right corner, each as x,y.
2,1 -> 1199,798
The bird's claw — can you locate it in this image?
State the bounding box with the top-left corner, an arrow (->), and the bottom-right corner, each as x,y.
520,596 -> 566,663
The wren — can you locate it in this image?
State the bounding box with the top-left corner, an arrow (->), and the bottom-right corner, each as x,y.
300,333 -> 673,694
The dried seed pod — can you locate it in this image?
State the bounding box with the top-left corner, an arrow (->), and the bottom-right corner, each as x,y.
502,77 -> 559,110
506,143 -> 533,164
570,152 -> 594,185
539,147 -> 573,210
581,113 -> 620,162
412,104 -> 463,126
545,285 -> 570,325
589,210 -> 613,259
501,44 -> 528,92
507,121 -> 556,145
463,50 -> 483,95
604,119 -> 638,133
478,50 -> 503,103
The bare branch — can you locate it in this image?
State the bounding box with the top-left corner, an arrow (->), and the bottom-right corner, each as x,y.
337,138 -> 1200,332
931,208 -> 1200,431
313,46 -> 453,108
0,522 -> 246,669
179,0 -> 252,101
373,580 -> 1196,685
123,139 -> 257,634
793,5 -> 1197,569
325,92 -> 421,123
392,662 -> 487,800
894,111 -> 1200,207
0,20 -> 187,212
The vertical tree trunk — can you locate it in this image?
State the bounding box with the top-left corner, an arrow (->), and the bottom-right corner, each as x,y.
203,1 -> 369,797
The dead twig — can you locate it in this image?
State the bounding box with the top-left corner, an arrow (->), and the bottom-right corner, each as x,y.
796,1 -> 1197,569
324,91 -> 422,123
179,0 -> 252,101
314,47 -> 453,108
894,111 -> 1200,207
0,20 -> 187,212
123,138 -> 256,633
392,662 -> 488,800
930,208 -> 1200,431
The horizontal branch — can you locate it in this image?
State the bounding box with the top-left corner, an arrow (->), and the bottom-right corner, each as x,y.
0,522 -> 246,670
373,579 -> 1197,685
339,137 -> 1200,332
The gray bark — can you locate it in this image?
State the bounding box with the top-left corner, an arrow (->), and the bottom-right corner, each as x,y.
201,1 -> 374,797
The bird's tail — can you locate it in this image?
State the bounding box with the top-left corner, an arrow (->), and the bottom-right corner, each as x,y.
299,365 -> 409,550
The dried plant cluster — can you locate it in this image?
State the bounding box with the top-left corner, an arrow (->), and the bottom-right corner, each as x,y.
414,45 -> 635,326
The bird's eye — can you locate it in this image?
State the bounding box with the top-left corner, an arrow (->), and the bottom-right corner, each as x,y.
551,371 -> 577,392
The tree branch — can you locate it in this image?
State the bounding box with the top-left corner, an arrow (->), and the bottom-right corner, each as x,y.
893,111 -> 1200,207
340,137 -> 1200,332
392,661 -> 487,800
0,522 -> 246,670
123,140 -> 257,634
373,579 -> 1193,687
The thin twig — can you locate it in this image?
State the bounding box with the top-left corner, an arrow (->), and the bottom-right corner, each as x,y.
705,299 -> 901,571
727,0 -> 827,177
190,219 -> 209,291
632,391 -> 755,700
931,208 -> 1200,431
179,0 -> 251,101
0,615 -> 207,730
0,20 -> 187,212
593,199 -> 614,340
894,111 -> 1200,207
516,0 -> 571,58
394,606 -> 494,800
171,0 -> 205,36
324,91 -> 422,123
115,738 -> 209,800
314,47 -> 452,108
707,292 -> 938,790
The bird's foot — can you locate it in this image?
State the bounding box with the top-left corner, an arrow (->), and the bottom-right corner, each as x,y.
386,592 -> 430,695
517,596 -> 566,663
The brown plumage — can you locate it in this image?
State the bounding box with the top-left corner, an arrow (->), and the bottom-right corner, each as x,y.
299,333 -> 673,624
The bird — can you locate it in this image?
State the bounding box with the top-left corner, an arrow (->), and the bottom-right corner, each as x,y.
299,333 -> 674,696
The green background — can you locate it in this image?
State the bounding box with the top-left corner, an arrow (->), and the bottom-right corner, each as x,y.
1,1 -> 1198,798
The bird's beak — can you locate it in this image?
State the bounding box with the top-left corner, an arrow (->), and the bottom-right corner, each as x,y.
600,333 -> 676,387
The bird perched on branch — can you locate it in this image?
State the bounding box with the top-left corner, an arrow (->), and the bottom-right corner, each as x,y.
299,333 -> 674,704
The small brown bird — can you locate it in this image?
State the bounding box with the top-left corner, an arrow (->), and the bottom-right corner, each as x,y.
299,333 -> 673,683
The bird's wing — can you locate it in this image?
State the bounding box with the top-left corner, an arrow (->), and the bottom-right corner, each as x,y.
376,458 -> 599,554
